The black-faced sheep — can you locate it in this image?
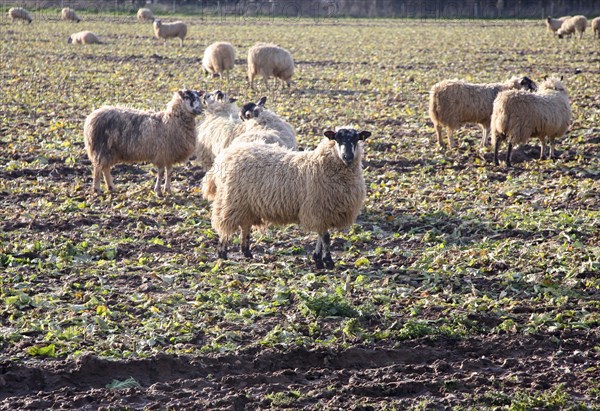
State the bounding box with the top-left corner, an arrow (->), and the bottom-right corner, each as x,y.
84,89 -> 204,195
61,7 -> 81,22
234,97 -> 297,149
202,127 -> 370,269
592,17 -> 600,38
153,19 -> 187,47
68,31 -> 102,45
491,77 -> 571,167
557,15 -> 588,39
8,7 -> 32,24
429,76 -> 537,149
247,42 -> 294,90
202,42 -> 236,79
545,16 -> 571,33
137,8 -> 154,22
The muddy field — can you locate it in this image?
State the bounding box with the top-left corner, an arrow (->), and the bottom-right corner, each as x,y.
1,12 -> 599,410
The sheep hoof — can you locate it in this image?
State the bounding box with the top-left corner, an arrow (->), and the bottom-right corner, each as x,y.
243,250 -> 253,259
313,253 -> 325,269
217,250 -> 228,260
323,256 -> 335,269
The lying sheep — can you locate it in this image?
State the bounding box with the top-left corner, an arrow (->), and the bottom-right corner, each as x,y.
429,76 -> 537,149
557,15 -> 588,39
137,8 -> 154,22
194,90 -> 246,171
592,17 -> 600,38
84,89 -> 204,195
202,127 -> 370,269
545,16 -> 571,33
153,19 -> 187,47
235,97 -> 297,149
491,77 -> 571,167
202,42 -> 236,79
68,31 -> 102,45
8,7 -> 32,24
61,7 -> 81,22
247,42 -> 294,89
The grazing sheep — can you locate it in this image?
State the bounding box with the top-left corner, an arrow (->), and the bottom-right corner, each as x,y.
202,127 -> 370,269
235,97 -> 297,149
545,16 -> 571,33
137,8 -> 154,22
592,17 -> 600,38
194,90 -> 246,171
247,42 -> 294,89
153,19 -> 187,47
84,89 -> 204,195
68,31 -> 102,45
8,7 -> 32,24
202,42 -> 236,79
557,15 -> 588,39
61,7 -> 81,22
491,77 -> 571,167
429,76 -> 537,149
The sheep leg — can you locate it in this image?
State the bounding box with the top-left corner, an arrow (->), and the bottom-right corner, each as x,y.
154,169 -> 164,196
102,167 -> 115,192
447,129 -> 456,149
241,226 -> 253,258
217,238 -> 228,259
540,138 -> 547,160
480,126 -> 490,147
313,236 -> 324,269
434,125 -> 445,150
549,139 -> 556,160
493,135 -> 501,166
506,142 -> 513,168
321,231 -> 334,269
163,166 -> 173,195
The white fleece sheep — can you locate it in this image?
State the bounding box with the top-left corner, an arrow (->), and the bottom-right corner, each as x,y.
234,97 -> 297,149
491,77 -> 571,167
247,42 -> 294,89
61,7 -> 81,22
137,8 -> 154,22
68,31 -> 102,45
202,42 -> 236,79
194,90 -> 246,171
8,7 -> 32,23
429,76 -> 537,149
557,15 -> 588,39
545,16 -> 571,33
592,17 -> 600,38
84,89 -> 204,195
202,127 -> 370,269
153,19 -> 187,47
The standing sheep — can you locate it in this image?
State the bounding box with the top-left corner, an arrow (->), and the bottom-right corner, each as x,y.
202,42 -> 236,79
428,76 -> 537,149
68,31 -> 102,45
557,15 -> 588,39
84,89 -> 204,195
545,16 -> 571,33
8,7 -> 32,24
137,8 -> 154,22
202,127 -> 370,269
247,42 -> 294,90
234,97 -> 297,149
153,19 -> 187,47
592,17 -> 600,38
491,77 -> 571,168
61,7 -> 81,22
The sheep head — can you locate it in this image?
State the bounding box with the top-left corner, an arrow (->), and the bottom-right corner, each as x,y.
519,76 -> 537,92
177,89 -> 205,115
324,128 -> 371,166
240,97 -> 267,121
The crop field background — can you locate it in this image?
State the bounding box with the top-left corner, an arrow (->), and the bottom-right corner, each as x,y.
1,10 -> 599,410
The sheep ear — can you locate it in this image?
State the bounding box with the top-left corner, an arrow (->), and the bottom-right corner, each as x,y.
324,130 -> 336,140
543,75 -> 548,80
358,131 -> 371,141
178,90 -> 185,98
257,97 -> 267,107
560,75 -> 564,81
229,98 -> 237,103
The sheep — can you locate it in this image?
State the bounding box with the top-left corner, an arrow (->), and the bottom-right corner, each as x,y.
247,42 -> 294,90
202,127 -> 370,269
545,16 -> 571,33
491,77 -> 571,168
592,17 -> 600,38
194,90 -> 246,171
153,19 -> 187,47
137,8 -> 154,22
61,7 -> 81,23
68,31 -> 102,45
557,15 -> 588,39
202,42 -> 236,79
84,89 -> 204,195
8,7 -> 32,24
428,76 -> 537,149
234,97 -> 297,149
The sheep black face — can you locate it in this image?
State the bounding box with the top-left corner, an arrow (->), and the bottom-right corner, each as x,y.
520,76 -> 537,92
179,89 -> 204,115
240,96 -> 267,121
324,128 -> 371,166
